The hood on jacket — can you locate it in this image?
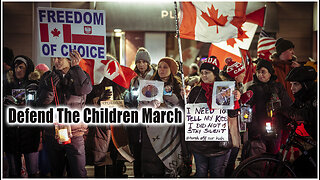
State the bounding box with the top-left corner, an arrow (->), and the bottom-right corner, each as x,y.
13,55 -> 35,81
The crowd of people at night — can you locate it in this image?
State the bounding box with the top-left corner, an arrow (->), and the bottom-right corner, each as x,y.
2,34 -> 317,178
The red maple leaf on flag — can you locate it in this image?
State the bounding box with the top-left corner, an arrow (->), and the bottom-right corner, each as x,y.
51,28 -> 60,37
236,30 -> 249,42
201,5 -> 228,33
101,60 -> 118,77
226,38 -> 237,48
226,29 -> 249,47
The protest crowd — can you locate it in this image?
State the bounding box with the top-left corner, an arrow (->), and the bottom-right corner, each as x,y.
2,2 -> 318,179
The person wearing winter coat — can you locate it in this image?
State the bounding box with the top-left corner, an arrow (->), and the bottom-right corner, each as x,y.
187,56 -> 237,177
271,38 -> 300,101
282,66 -> 317,177
280,66 -> 317,140
246,59 -> 292,154
220,57 -> 249,176
139,57 -> 185,177
3,55 -> 41,177
124,47 -> 155,177
36,50 -> 92,177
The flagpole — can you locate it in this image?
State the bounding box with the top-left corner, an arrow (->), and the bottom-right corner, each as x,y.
174,1 -> 187,105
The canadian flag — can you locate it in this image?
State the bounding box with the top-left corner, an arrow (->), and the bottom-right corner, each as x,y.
179,2 -> 247,43
208,41 -> 242,69
208,6 -> 266,69
79,58 -> 137,89
40,23 -> 104,45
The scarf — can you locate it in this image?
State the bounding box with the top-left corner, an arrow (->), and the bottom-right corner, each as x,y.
201,82 -> 214,109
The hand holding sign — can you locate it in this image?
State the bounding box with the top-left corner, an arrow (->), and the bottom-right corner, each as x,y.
233,89 -> 241,101
70,50 -> 81,67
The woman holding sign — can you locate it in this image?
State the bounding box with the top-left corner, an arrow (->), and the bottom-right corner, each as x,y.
187,56 -> 234,177
139,57 -> 187,177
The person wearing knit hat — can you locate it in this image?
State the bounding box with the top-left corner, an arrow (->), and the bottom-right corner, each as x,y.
139,58 -> 184,177
224,57 -> 246,83
133,47 -> 155,81
199,56 -> 221,79
35,63 -> 50,73
275,38 -> 295,57
271,38 -> 297,101
187,55 -> 233,177
135,47 -> 151,75
158,57 -> 178,75
135,47 -> 151,64
255,59 -> 277,82
29,63 -> 50,82
220,57 -> 253,177
246,58 -> 292,155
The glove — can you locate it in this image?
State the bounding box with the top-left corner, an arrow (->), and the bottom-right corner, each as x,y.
240,90 -> 253,104
164,93 -> 179,105
45,71 -> 61,90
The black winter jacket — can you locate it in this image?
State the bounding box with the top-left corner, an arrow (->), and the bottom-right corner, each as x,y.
281,82 -> 317,140
36,65 -> 92,137
4,79 -> 41,153
247,76 -> 292,139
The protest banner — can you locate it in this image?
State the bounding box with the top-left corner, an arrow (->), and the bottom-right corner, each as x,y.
38,7 -> 106,60
185,103 -> 228,141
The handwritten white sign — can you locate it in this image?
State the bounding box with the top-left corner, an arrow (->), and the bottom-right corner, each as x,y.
185,103 -> 228,141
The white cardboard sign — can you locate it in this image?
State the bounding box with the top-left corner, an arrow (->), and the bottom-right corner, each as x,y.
38,7 -> 106,59
185,103 -> 229,141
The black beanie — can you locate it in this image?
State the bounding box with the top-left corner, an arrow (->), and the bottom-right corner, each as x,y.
275,38 -> 294,55
200,56 -> 220,77
135,47 -> 151,64
4,47 -> 14,68
256,59 -> 275,74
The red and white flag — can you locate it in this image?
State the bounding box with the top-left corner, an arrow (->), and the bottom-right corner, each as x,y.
79,58 -> 137,89
240,49 -> 254,89
208,6 -> 266,69
226,6 -> 266,50
208,41 -> 242,69
257,30 -> 276,61
179,2 -> 247,43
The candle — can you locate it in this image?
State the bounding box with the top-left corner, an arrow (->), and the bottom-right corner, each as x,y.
58,129 -> 69,142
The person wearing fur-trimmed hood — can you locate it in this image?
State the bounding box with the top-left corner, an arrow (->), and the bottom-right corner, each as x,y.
3,55 -> 41,177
